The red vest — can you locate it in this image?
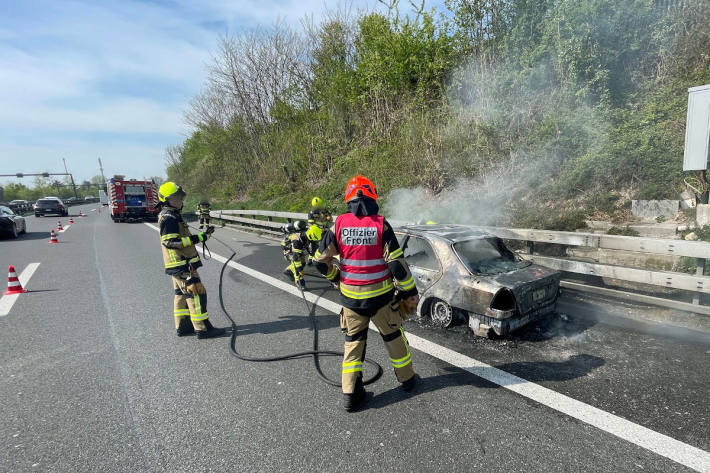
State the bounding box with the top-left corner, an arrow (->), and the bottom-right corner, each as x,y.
335,213 -> 391,286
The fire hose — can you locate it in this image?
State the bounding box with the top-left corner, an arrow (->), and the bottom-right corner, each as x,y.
187,223 -> 384,387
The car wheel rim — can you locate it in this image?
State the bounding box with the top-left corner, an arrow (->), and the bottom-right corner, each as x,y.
431,301 -> 453,327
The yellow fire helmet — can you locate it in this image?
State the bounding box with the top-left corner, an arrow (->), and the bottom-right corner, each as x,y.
306,224 -> 322,242
311,196 -> 323,208
158,181 -> 186,202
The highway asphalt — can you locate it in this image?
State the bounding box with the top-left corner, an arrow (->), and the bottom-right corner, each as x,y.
0,205 -> 708,473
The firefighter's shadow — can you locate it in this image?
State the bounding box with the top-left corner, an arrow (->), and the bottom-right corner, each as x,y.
367,354 -> 605,410
227,269 -> 335,293
230,285 -> 338,336
234,313 -> 340,336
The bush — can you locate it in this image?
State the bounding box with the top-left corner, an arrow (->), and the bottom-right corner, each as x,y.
673,257 -> 707,275
637,184 -> 677,201
695,225 -> 710,242
682,207 -> 697,220
607,226 -> 640,236
511,206 -> 588,231
590,192 -> 621,215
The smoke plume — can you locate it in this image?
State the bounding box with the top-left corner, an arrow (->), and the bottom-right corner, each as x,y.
383,55 -> 608,227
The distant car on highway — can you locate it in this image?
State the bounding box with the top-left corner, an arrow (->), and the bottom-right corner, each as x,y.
34,197 -> 68,217
0,205 -> 27,238
395,224 -> 561,337
85,195 -> 96,202
9,200 -> 30,213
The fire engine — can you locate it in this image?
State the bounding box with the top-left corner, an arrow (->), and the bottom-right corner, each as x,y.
106,176 -> 159,222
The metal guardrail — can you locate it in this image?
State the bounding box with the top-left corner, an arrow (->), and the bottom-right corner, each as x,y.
210,209 -> 287,236
211,209 -> 710,315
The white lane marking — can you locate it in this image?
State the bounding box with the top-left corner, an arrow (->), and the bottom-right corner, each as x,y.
143,223 -> 710,472
0,263 -> 40,317
58,225 -> 71,233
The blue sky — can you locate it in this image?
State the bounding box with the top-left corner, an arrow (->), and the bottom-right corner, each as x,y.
0,0 -> 448,185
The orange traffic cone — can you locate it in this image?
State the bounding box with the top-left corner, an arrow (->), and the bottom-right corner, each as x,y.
79,210 -> 84,217
57,220 -> 63,231
4,265 -> 27,295
69,216 -> 75,224
49,229 -> 59,244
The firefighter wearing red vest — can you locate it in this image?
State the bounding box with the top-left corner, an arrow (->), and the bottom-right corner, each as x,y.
315,175 -> 419,411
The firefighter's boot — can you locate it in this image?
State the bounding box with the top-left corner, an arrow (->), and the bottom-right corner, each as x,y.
176,317 -> 195,337
196,319 -> 229,339
298,278 -> 306,291
342,376 -> 367,412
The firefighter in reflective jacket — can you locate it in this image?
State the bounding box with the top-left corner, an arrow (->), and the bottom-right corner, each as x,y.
307,196 -> 333,228
157,182 -> 227,339
197,200 -> 211,230
280,220 -> 311,290
315,175 -> 419,411
305,197 -> 331,266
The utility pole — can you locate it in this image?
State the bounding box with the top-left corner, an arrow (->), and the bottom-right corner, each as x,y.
62,158 -> 78,199
98,157 -> 106,183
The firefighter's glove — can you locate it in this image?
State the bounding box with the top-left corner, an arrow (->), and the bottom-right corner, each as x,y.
185,277 -> 206,296
188,233 -> 208,245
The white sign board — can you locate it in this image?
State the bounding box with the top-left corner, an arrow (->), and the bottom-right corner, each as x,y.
683,84 -> 710,171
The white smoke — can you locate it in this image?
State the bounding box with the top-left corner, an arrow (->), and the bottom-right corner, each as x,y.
383,56 -> 608,227
384,169 -> 515,225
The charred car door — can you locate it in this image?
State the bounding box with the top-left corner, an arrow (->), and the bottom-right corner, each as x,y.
398,234 -> 441,293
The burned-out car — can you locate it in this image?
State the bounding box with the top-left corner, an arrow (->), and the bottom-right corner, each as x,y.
395,224 -> 560,337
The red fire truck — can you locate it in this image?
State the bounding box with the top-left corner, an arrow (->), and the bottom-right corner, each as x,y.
107,176 -> 159,222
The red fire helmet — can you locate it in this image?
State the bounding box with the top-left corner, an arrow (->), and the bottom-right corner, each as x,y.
345,175 -> 378,202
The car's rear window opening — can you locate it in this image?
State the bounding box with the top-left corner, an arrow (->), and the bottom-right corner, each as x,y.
37,200 -> 61,207
454,238 -> 530,275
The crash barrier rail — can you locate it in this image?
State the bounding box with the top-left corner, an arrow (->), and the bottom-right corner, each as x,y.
211,209 -> 710,316
211,209 -> 307,236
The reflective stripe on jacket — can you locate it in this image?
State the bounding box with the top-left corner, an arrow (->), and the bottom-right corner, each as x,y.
159,208 -> 202,275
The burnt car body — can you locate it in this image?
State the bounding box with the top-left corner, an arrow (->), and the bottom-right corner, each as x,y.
395,224 -> 560,337
0,205 -> 27,238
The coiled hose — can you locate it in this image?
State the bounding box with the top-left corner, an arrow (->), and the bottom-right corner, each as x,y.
191,223 -> 383,387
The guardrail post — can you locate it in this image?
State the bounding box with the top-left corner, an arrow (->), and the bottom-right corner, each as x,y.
526,240 -> 535,255
693,258 -> 706,305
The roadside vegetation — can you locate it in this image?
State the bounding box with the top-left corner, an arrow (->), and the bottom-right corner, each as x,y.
2,175 -> 106,201
164,0 -> 710,230
2,175 -> 164,203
